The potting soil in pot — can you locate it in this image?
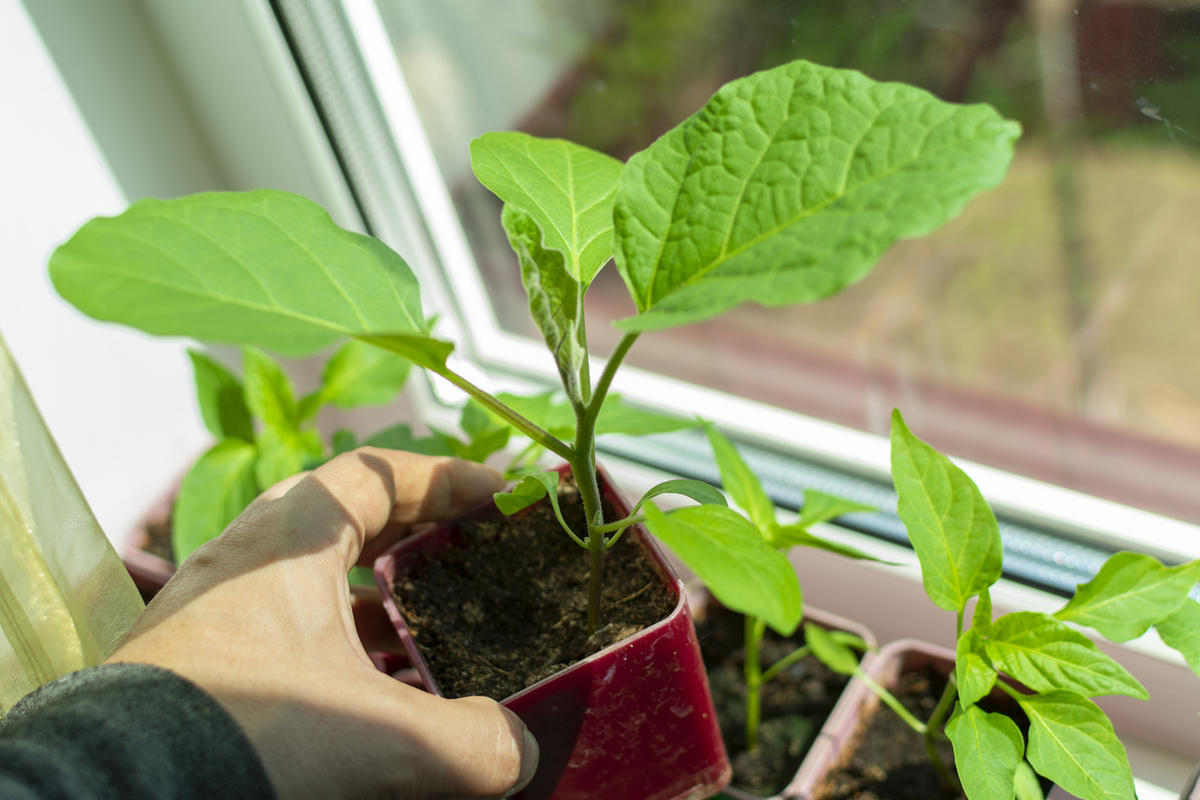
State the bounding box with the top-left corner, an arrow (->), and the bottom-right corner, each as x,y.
391,481 -> 676,700
698,603 -> 850,797
816,667 -> 1036,800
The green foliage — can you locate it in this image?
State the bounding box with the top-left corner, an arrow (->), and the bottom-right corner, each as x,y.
877,411 -> 1196,800
890,409 -> 1002,612
188,350 -> 253,441
946,706 -> 1024,800
611,60 -> 1020,333
171,439 -> 258,563
51,59 -> 1018,640
1053,552 -> 1200,642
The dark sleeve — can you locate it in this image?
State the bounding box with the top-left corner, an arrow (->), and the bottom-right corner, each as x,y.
0,663 -> 277,800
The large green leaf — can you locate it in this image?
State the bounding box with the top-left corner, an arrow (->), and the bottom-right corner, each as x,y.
188,349 -> 253,441
1156,598 -> 1200,677
314,339 -> 412,410
1054,552 -> 1200,642
501,205 -> 588,403
171,439 -> 259,563
890,410 -> 1002,611
946,705 -> 1024,800
1017,692 -> 1135,800
704,425 -> 775,531
984,612 -> 1147,699
612,60 -> 1020,332
644,503 -> 801,635
242,348 -> 298,432
471,132 -> 623,284
50,190 -> 431,354
356,334 -> 455,373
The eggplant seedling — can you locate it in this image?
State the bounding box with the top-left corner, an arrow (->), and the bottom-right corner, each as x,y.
50,59 -> 1018,633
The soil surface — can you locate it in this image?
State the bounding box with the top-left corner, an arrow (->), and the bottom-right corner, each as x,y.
815,667 -> 1031,800
391,481 -> 676,699
698,604 -> 850,797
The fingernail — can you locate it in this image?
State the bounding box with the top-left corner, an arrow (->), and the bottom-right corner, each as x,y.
510,728 -> 539,795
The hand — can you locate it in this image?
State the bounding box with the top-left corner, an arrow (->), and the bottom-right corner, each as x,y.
109,448 -> 538,800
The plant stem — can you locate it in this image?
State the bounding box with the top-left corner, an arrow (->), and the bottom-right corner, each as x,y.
744,615 -> 766,751
923,672 -> 961,793
571,331 -> 640,636
857,673 -> 929,734
761,644 -> 811,685
584,332 -> 640,425
433,366 -> 574,462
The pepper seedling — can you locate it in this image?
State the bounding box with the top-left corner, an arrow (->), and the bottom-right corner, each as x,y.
644,423 -> 887,752
808,409 -> 1200,800
50,59 -> 1019,633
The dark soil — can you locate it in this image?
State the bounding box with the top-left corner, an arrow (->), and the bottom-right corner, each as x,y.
698,603 -> 850,797
390,481 -> 676,700
816,667 -> 1032,800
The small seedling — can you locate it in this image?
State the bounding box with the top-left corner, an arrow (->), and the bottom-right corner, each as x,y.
644,424 -> 884,752
808,409 -> 1200,800
51,59 -> 1019,633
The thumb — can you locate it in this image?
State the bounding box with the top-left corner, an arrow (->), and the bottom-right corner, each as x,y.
394,690 -> 539,799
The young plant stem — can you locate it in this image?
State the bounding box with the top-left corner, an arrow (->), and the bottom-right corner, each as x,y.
858,674 -> 930,733
744,615 -> 766,751
572,331 -> 640,636
760,644 -> 811,685
433,365 -> 574,462
923,672 -> 960,793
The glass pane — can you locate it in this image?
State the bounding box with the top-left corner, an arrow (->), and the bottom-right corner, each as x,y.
375,0 -> 1200,525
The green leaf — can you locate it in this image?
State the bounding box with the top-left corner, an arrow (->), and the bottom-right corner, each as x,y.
644,504 -> 801,635
956,628 -> 997,707
171,439 -> 259,563
804,622 -> 859,675
797,489 -> 875,529
471,132 -> 623,285
1054,552 -> 1200,642
1017,692 -> 1135,800
440,400 -> 513,463
242,348 -> 299,431
316,339 -> 412,411
188,349 -> 253,441
500,205 -> 588,404
946,705 -> 1024,800
361,423 -> 454,456
704,425 -> 775,531
356,333 -> 456,373
973,587 -> 994,634
1155,598 -> 1200,677
890,410 -> 1002,611
768,520 -> 894,563
331,429 -> 358,456
50,190 -> 430,355
254,426 -> 323,488
985,612 -> 1147,699
612,60 -> 1020,332
1014,761 -> 1044,800
631,479 -> 726,512
494,471 -> 582,548
595,396 -> 696,437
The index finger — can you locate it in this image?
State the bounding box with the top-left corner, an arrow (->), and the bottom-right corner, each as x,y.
281,448 -> 504,572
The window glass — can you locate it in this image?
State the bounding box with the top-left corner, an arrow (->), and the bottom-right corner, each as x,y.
375,0 -> 1200,525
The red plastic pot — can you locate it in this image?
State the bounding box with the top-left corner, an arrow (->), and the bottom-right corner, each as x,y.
375,464 -> 732,800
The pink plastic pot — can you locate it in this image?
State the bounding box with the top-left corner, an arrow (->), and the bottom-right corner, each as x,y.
375,464 -> 731,800
792,639 -> 1061,800
690,595 -> 876,800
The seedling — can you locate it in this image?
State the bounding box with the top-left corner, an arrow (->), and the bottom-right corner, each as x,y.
50,59 -> 1019,632
173,343 -> 409,562
808,409 -> 1200,800
645,423 -> 884,752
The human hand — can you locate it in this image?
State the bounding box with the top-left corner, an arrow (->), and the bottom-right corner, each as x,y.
109,448 -> 537,799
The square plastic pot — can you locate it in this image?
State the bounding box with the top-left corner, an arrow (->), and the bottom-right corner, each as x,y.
375,464 -> 732,800
790,639 -> 1045,800
690,593 -> 875,800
